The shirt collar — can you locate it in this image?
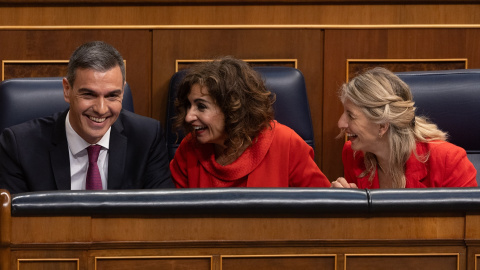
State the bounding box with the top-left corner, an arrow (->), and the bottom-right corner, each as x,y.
65,110 -> 111,156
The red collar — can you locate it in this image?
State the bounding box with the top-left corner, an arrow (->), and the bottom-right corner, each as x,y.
352,141 -> 429,188
191,121 -> 277,180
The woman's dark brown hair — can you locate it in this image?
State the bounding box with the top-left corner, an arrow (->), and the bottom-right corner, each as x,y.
174,56 -> 275,157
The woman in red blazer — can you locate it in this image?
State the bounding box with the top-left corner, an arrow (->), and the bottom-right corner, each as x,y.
332,67 -> 477,189
169,57 -> 330,188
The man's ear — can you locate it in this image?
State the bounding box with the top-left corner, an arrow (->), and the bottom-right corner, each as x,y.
120,81 -> 126,101
62,77 -> 71,103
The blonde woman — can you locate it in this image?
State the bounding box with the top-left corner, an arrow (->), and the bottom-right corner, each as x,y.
332,67 -> 477,188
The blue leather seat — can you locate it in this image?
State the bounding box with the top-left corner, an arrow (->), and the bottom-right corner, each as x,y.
0,77 -> 134,132
166,66 -> 315,160
395,69 -> 480,182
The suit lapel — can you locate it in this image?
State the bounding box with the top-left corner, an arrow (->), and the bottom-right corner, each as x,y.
107,117 -> 127,189
50,110 -> 72,190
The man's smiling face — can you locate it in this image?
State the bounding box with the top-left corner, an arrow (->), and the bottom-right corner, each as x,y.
63,65 -> 124,144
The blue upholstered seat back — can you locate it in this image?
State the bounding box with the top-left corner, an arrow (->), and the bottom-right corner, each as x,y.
395,69 -> 480,180
166,66 -> 315,160
0,77 -> 134,132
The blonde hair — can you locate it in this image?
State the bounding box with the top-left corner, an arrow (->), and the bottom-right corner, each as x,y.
340,67 -> 447,188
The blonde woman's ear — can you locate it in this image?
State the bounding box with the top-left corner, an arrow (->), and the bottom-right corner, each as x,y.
378,123 -> 389,138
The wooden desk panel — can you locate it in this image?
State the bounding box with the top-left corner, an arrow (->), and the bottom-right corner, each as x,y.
221,255 -> 336,270
1,213 -> 471,270
89,215 -> 465,242
11,216 -> 91,243
17,258 -> 79,270
345,253 -> 460,270
1,186 -> 474,270
95,256 -> 212,270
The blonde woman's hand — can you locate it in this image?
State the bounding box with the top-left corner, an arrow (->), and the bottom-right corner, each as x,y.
331,177 -> 358,188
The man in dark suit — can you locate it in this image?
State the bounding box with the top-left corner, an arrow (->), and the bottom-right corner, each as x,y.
0,41 -> 174,193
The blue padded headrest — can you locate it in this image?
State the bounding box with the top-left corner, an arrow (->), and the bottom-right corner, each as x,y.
166,70 -> 188,159
396,69 -> 480,153
257,67 -> 314,147
166,66 -> 314,159
0,77 -> 134,131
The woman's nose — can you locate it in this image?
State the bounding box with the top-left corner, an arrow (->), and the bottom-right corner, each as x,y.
185,107 -> 197,122
338,113 -> 348,129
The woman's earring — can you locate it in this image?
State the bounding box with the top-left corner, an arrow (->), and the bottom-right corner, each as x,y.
378,132 -> 383,138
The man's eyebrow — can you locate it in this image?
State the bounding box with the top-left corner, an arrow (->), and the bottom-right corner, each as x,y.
77,88 -> 95,94
77,88 -> 123,95
106,89 -> 123,95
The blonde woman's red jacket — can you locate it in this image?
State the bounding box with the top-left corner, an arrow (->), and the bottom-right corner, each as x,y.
342,140 -> 477,188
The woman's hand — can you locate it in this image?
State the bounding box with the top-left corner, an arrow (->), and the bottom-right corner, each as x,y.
331,177 -> 358,188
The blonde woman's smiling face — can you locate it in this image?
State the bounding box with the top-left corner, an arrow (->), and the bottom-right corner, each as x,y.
338,98 -> 381,153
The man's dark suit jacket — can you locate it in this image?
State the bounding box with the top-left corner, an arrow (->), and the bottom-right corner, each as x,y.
0,109 -> 174,193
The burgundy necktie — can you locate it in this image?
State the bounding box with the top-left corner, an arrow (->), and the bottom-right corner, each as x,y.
86,145 -> 103,190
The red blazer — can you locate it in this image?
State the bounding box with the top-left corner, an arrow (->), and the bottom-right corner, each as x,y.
170,121 -> 330,188
342,140 -> 477,188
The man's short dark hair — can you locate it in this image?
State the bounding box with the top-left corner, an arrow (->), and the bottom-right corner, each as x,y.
66,41 -> 126,87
